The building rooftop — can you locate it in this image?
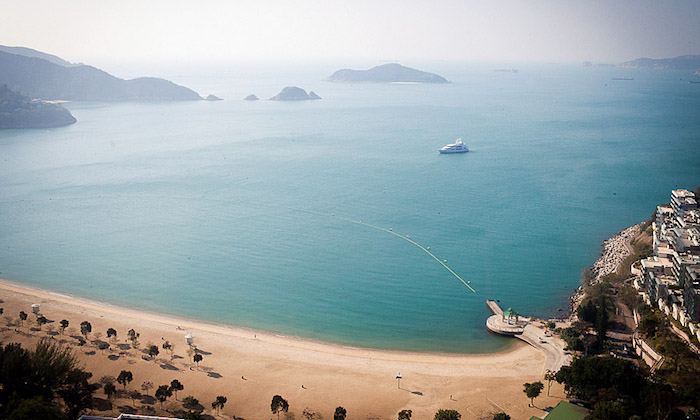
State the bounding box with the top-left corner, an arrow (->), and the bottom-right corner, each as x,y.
529,400 -> 589,420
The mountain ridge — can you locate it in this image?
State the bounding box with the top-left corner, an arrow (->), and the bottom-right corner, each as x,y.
0,47 -> 202,101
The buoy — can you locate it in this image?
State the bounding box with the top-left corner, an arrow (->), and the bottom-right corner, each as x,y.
444,259 -> 447,262
389,228 -> 392,231
427,247 -> 430,250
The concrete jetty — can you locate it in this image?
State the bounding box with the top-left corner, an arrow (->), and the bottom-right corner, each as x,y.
486,300 -> 571,372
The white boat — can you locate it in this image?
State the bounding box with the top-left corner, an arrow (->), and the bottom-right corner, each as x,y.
439,138 -> 468,154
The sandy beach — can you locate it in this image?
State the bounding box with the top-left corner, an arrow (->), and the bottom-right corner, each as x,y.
0,279 -> 566,419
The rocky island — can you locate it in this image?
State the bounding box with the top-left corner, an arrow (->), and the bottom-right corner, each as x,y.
269,86 -> 321,101
0,46 -> 202,101
325,63 -> 449,83
0,84 -> 76,129
243,94 -> 259,101
205,94 -> 223,101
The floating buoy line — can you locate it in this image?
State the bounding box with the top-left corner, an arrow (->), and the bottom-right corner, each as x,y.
2,194 -> 476,294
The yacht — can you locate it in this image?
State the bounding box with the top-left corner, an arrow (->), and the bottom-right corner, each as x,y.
439,138 -> 468,154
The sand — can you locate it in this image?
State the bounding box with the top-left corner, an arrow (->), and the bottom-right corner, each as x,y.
0,279 -> 567,420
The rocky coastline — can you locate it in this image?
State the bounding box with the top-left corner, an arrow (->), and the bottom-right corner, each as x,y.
567,223 -> 643,317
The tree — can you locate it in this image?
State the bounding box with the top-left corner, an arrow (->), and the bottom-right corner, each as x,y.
141,381 -> 154,396
117,370 -> 133,389
182,395 -> 199,409
79,321 -> 91,340
587,400 -> 629,420
106,328 -> 117,338
103,382 -> 116,402
148,345 -> 159,359
212,395 -> 227,415
493,414 -> 510,420
163,340 -> 175,360
271,395 -> 289,420
544,370 -> 556,397
97,342 -> 109,353
398,409 -> 412,420
523,382 -> 544,407
170,379 -> 184,400
184,411 -> 205,420
193,353 -> 202,369
434,409 -> 461,420
59,319 -> 69,336
18,311 -> 27,326
334,406 -> 347,420
36,316 -> 48,330
186,347 -> 195,362
128,390 -> 141,406
155,385 -> 172,408
6,396 -> 66,420
127,328 -> 139,342
555,356 -> 645,404
0,341 -> 95,419
131,337 -> 140,354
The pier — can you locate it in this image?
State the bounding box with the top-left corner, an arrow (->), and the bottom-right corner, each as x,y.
486,300 -> 571,372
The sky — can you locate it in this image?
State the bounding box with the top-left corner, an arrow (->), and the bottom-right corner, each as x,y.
1,0 -> 699,66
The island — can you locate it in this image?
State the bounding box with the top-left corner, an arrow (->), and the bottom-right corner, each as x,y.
325,63 -> 449,83
269,86 -> 321,101
0,84 -> 76,129
619,54 -> 700,71
205,94 -> 223,101
243,94 -> 259,101
0,46 -> 202,101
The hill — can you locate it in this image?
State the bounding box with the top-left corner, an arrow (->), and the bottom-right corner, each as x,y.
0,45 -> 77,67
0,84 -> 76,129
269,86 -> 321,101
0,49 -> 202,101
325,63 -> 449,83
619,54 -> 700,71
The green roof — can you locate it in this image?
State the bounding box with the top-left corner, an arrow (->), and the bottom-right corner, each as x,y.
543,401 -> 589,420
503,307 -> 517,317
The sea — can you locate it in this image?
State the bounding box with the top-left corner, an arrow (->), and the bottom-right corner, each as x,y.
1,61 -> 698,354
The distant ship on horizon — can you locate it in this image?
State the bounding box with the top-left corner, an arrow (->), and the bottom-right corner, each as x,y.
612,77 -> 634,81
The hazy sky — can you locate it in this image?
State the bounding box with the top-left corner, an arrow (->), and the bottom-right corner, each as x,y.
2,0 -> 699,65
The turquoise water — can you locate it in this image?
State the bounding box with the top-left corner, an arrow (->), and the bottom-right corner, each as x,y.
1,62 -> 698,353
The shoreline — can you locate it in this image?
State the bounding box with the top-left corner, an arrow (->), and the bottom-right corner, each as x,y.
568,222 -> 643,315
0,277 -> 514,358
0,278 -> 561,419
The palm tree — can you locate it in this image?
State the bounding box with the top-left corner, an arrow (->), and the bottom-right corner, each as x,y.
193,353 -> 202,369
19,311 -> 27,327
212,395 -> 227,415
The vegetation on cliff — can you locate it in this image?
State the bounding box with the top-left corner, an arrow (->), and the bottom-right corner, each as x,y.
0,84 -> 76,129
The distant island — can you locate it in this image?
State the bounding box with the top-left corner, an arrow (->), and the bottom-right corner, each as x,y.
0,46 -> 202,101
0,84 -> 76,129
325,63 -> 449,83
619,54 -> 700,71
269,86 -> 321,101
244,94 -> 259,101
205,94 -> 223,101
